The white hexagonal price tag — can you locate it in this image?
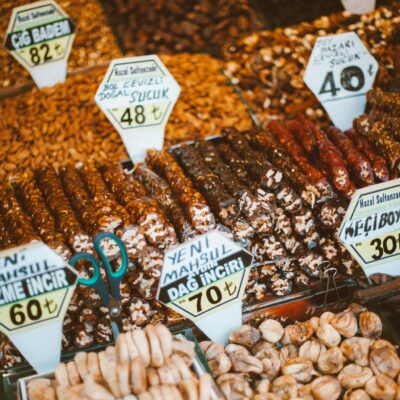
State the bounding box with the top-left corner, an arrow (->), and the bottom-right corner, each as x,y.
4,0 -> 76,88
304,32 -> 378,130
339,179 -> 400,278
157,231 -> 253,344
0,242 -> 78,373
95,55 -> 181,162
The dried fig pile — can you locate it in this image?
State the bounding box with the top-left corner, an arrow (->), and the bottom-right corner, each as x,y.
201,304 -> 400,399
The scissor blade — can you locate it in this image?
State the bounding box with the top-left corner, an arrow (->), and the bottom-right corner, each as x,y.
111,321 -> 120,340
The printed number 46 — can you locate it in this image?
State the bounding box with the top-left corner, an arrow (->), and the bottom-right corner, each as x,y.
319,66 -> 365,97
121,106 -> 146,125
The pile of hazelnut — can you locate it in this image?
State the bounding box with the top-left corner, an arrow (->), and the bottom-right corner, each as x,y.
200,304 -> 400,399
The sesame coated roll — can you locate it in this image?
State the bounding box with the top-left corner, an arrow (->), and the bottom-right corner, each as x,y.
134,165 -> 197,242
0,183 -> 40,246
11,173 -> 71,260
146,149 -> 216,233
100,162 -> 177,250
36,167 -> 93,254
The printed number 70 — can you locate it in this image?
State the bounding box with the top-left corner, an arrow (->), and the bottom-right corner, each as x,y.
188,286 -> 222,312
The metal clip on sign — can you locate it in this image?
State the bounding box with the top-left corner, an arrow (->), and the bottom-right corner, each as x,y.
318,261 -> 339,309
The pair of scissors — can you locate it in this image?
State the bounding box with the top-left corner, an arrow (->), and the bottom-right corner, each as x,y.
69,232 -> 128,340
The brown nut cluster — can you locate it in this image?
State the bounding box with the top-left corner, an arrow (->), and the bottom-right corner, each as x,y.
203,305 -> 400,400
223,3 -> 400,125
0,0 -> 122,91
27,324 -> 214,400
162,53 -> 253,147
355,89 -> 400,175
102,0 -> 261,55
0,54 -> 252,179
0,68 -> 127,179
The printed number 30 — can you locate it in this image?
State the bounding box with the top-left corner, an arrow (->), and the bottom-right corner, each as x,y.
120,106 -> 146,125
319,66 -> 365,97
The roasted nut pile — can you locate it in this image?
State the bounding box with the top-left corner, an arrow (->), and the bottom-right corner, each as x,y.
27,324 -> 215,400
201,304 -> 400,400
102,0 -> 261,55
0,54 -> 252,178
254,0 -> 394,29
0,68 -> 127,179
162,54 -> 253,147
0,0 -> 122,90
223,3 -> 400,125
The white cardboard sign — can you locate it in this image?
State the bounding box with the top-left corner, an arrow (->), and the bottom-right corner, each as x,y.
304,32 -> 378,130
0,242 -> 78,373
339,179 -> 400,277
4,0 -> 76,88
157,231 -> 253,344
341,0 -> 376,14
95,55 -> 181,162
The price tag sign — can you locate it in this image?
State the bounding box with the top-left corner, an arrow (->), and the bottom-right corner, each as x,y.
339,179 -> 400,277
95,55 -> 181,162
304,32 -> 378,130
0,242 -> 78,373
157,231 -> 253,343
4,0 -> 76,88
341,0 -> 376,15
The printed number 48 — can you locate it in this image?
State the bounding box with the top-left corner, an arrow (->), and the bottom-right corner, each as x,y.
319,66 -> 365,97
121,106 -> 146,125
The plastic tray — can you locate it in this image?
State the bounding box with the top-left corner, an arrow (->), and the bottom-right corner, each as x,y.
1,327 -> 210,400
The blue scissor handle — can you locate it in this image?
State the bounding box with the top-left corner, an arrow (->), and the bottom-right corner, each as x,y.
69,252 -> 101,286
69,252 -> 112,306
93,232 -> 128,298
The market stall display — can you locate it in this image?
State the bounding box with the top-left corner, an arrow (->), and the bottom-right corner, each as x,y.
0,0 -> 122,93
1,0 -> 400,398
